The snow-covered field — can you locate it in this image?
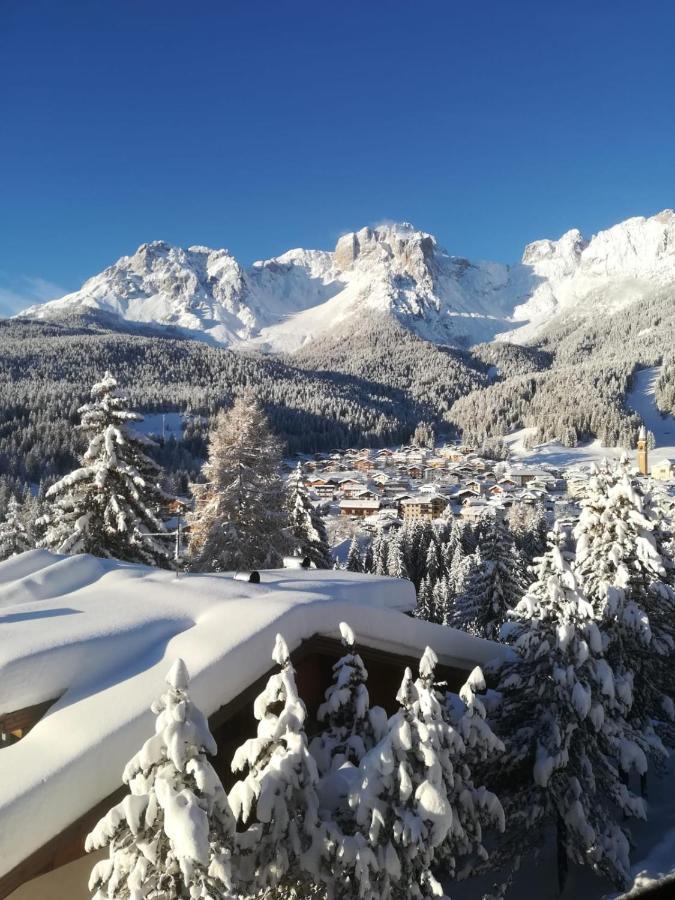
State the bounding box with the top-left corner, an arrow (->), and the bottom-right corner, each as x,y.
506,366 -> 675,469
134,411 -> 185,439
0,550 -> 510,881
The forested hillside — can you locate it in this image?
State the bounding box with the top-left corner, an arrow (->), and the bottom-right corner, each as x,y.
0,317 -> 463,486
2,289 -> 674,494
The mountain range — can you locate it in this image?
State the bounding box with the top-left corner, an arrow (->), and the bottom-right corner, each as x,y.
20,210 -> 675,352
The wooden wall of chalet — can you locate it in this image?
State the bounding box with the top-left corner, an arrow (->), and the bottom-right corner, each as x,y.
0,698 -> 58,748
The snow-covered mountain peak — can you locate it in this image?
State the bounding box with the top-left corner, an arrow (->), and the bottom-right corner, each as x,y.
521,228 -> 587,271
334,222 -> 436,272
19,210 -> 675,352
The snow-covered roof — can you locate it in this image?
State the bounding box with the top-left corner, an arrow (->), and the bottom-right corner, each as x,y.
0,550 -> 511,878
338,498 -> 380,509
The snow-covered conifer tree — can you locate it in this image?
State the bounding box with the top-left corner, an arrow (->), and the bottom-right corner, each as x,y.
363,540 -> 375,574
373,530 -> 390,576
453,516 -> 526,639
574,463 -> 675,743
346,535 -> 364,573
287,464 -> 331,569
487,528 -> 648,891
349,665 -> 454,899
448,545 -> 471,599
228,634 -> 322,897
386,530 -> 408,580
310,622 -> 386,775
43,373 -> 174,567
415,651 -> 505,881
425,538 -> 442,586
433,575 -> 454,627
507,501 -> 548,566
414,575 -> 435,622
0,495 -> 32,560
401,521 -> 433,591
187,392 -> 291,572
86,659 -> 236,899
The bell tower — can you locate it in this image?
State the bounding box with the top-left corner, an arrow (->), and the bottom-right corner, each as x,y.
637,425 -> 649,476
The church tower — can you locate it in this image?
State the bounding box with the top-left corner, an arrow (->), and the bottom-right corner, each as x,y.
637,424 -> 649,476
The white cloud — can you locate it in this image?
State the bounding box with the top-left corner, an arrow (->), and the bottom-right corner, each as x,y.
0,275 -> 67,317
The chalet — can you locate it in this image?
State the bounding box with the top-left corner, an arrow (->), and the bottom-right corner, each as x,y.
438,446 -> 464,462
423,466 -> 443,482
365,510 -> 402,531
454,488 -> 480,505
400,494 -> 449,521
443,471 -> 462,484
408,465 -> 424,479
464,479 -> 483,493
338,478 -> 368,499
372,474 -> 390,492
391,493 -> 412,515
460,498 -> 498,522
356,488 -> 378,500
651,459 -> 674,481
339,498 -> 381,517
507,467 -> 550,487
308,479 -> 338,500
354,457 -> 375,473
0,551 -> 513,900
383,480 -> 411,497
528,478 -> 554,493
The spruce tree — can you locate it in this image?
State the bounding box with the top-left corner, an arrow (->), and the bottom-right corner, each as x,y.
386,530 -> 408,580
228,635 -> 322,897
415,651 -> 505,882
487,528 -> 648,891
86,660 -> 236,899
350,665 -> 453,899
453,516 -> 526,639
310,622 -> 386,775
363,540 -> 375,574
287,464 -> 331,569
43,373 -> 174,567
433,575 -> 455,627
373,530 -> 390,576
0,495 -> 32,560
574,462 -> 674,749
188,392 -> 291,572
402,521 -> 433,591
424,537 -> 442,585
346,535 -> 364,573
448,545 -> 471,598
414,575 -> 435,621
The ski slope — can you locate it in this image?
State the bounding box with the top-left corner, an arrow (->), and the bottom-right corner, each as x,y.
506,365 -> 675,470
624,366 -> 675,458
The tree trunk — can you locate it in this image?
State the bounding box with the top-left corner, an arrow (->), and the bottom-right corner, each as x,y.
557,812 -> 568,895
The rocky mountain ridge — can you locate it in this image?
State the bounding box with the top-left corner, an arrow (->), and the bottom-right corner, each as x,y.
19,211 -> 675,352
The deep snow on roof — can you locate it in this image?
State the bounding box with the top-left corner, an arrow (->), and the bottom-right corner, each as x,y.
0,550 -> 511,878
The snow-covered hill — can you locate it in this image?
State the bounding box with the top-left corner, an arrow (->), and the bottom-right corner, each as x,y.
19,211 -> 675,351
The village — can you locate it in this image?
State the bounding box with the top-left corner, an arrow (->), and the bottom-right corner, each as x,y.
295,427 -> 674,541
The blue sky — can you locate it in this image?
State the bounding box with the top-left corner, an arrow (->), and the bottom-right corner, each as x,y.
2,0 -> 675,314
